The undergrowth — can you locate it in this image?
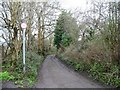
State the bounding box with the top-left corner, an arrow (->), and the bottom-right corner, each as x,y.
2,51 -> 44,87
0,71 -> 14,81
59,55 -> 120,87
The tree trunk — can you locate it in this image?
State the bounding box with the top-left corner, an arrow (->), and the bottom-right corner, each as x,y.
2,44 -> 4,60
38,16 -> 42,54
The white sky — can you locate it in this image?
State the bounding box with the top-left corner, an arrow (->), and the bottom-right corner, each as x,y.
58,0 -> 120,11
59,0 -> 89,11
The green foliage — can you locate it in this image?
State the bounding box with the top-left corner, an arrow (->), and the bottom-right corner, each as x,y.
75,64 -> 80,71
89,63 -> 120,87
59,54 -> 120,87
60,55 -> 89,72
74,62 -> 89,71
54,11 -> 65,49
0,71 -> 14,80
89,63 -> 105,79
62,33 -> 72,47
54,11 -> 79,49
2,51 -> 44,87
15,51 -> 44,86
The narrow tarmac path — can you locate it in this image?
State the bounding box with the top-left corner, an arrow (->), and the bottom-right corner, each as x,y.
34,55 -> 105,88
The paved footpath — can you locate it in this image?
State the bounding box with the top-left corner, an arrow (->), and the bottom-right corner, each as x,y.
34,55 -> 107,88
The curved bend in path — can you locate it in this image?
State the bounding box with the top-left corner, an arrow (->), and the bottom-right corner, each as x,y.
34,55 -> 106,88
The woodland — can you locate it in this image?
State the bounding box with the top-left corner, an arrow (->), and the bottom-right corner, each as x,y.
0,0 -> 120,88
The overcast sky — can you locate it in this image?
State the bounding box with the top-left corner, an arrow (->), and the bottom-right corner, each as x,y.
58,0 -> 89,11
58,0 -> 120,11
59,0 -> 88,10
